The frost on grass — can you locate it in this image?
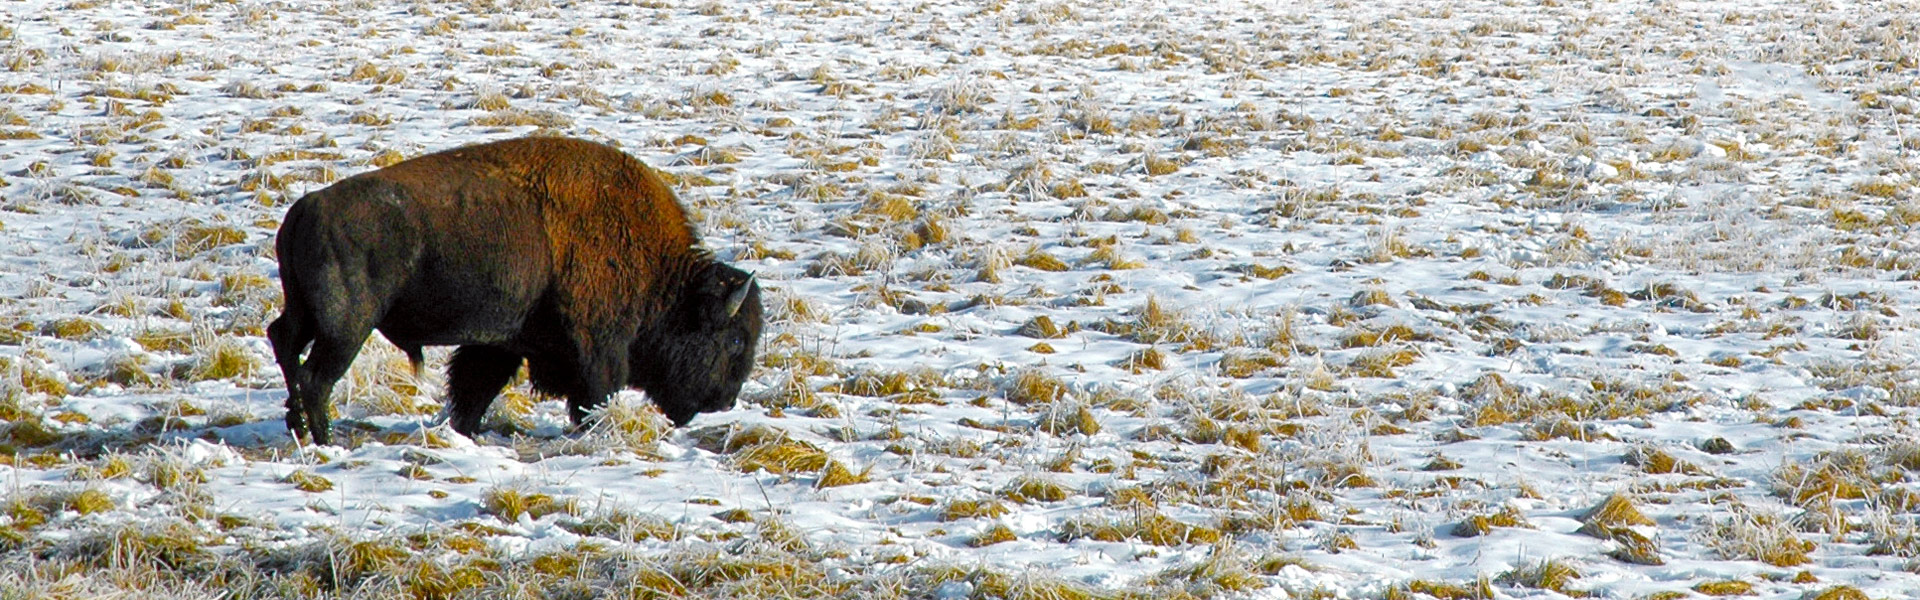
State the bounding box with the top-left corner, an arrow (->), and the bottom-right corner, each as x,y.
6,0 -> 1920,597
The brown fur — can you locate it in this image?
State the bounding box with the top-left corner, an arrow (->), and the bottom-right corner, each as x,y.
364,136 -> 696,338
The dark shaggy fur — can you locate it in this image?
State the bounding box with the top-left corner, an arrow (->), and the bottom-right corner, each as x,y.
267,136 -> 763,445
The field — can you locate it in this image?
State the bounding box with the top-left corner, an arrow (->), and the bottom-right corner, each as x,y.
3,0 -> 1920,597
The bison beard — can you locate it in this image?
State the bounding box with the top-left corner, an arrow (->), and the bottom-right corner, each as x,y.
267,136 -> 763,446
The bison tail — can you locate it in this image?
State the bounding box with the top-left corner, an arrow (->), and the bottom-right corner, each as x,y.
268,307 -> 315,384
267,299 -> 316,435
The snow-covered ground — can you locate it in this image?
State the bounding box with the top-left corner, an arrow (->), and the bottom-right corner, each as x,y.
3,0 -> 1919,597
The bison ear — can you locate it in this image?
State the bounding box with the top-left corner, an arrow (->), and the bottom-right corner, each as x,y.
698,263 -> 758,321
725,272 -> 756,318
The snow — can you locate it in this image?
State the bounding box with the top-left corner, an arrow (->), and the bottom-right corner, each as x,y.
2,0 -> 1920,597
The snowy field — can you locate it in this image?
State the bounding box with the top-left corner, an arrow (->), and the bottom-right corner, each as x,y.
2,0 -> 1919,597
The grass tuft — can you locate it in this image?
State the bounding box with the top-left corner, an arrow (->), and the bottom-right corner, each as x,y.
1692,579 -> 1753,596
562,509 -> 681,543
481,486 -> 573,523
176,332 -> 261,382
1152,545 -> 1266,592
1581,493 -> 1655,530
282,469 -> 333,493
970,523 -> 1018,547
1000,475 -> 1072,504
568,393 -> 672,451
44,318 -> 106,341
816,459 -> 871,488
1038,401 -> 1101,437
1451,505 -> 1531,537
1005,369 -> 1068,405
1392,577 -> 1495,600
942,499 -> 1011,521
1773,450 -> 1875,506
1705,507 -> 1814,567
694,425 -> 830,475
1802,586 -> 1870,600
1497,558 -> 1584,596
1625,445 -> 1706,475
1060,511 -> 1223,546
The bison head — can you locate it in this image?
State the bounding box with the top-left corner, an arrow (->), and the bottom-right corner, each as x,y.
636,262 -> 763,426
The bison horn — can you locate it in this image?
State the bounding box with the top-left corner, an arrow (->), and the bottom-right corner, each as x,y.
725,272 -> 755,318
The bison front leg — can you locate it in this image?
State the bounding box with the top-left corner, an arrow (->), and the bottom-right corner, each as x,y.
445,345 -> 523,436
566,344 -> 632,431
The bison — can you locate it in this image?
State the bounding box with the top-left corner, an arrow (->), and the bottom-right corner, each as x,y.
267,136 -> 763,446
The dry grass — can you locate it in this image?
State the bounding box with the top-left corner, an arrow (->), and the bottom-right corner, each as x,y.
176,332 -> 261,382
560,509 -> 683,543
1451,504 -> 1531,537
9,1 -> 1920,597
942,498 -> 1011,521
1692,579 -> 1753,596
1773,450 -> 1877,506
1005,368 -> 1069,406
815,459 -> 870,488
481,485 -> 574,523
280,468 -> 332,493
693,425 -> 831,476
1000,475 -> 1072,504
1497,558 -> 1584,597
1625,445 -> 1706,476
1059,511 -> 1223,546
1704,507 -> 1816,567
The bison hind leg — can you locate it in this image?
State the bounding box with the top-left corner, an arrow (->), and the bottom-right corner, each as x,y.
291,332 -> 372,446
446,346 -> 522,437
